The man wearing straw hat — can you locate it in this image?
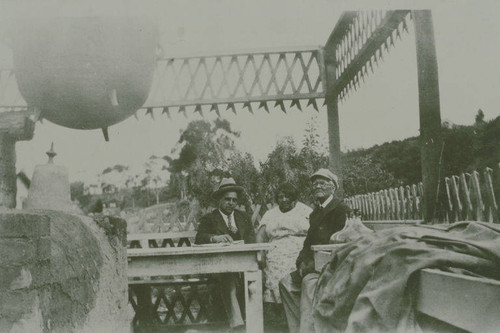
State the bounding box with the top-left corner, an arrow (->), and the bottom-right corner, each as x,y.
195,177 -> 256,331
279,169 -> 350,333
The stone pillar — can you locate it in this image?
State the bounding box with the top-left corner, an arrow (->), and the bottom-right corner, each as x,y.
0,211 -> 129,332
0,212 -> 50,332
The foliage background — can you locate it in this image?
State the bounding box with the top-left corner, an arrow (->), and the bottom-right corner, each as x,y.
71,110 -> 500,229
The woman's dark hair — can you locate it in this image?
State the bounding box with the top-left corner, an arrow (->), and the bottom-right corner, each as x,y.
275,183 -> 299,202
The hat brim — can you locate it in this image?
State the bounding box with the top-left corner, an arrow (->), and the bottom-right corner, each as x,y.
212,185 -> 245,199
310,175 -> 338,187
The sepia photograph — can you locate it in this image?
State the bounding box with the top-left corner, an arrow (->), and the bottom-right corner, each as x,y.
0,0 -> 499,332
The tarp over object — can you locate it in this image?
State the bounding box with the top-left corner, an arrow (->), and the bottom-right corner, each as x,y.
313,221 -> 500,332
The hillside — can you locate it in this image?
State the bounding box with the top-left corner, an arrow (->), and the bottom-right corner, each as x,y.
342,114 -> 500,195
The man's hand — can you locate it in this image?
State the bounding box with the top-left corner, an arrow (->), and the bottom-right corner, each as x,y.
211,234 -> 234,243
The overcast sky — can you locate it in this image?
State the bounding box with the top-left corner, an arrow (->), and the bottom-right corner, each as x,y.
1,0 -> 500,184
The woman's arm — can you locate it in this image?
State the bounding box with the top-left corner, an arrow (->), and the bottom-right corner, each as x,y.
256,225 -> 268,243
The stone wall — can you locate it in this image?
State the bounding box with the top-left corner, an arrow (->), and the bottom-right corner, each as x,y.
0,210 -> 128,332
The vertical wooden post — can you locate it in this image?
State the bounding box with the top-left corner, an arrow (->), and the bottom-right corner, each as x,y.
413,10 -> 443,223
133,285 -> 155,330
322,46 -> 344,195
244,270 -> 263,333
0,135 -> 17,208
0,111 -> 35,208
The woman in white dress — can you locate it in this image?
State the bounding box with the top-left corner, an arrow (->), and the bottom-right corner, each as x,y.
257,183 -> 312,304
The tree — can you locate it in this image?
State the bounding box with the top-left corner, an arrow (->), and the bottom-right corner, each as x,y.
260,136 -> 328,205
99,164 -> 130,194
475,109 -> 485,125
228,151 -> 262,205
342,155 -> 400,196
477,115 -> 500,170
70,181 -> 91,208
143,155 -> 170,205
167,119 -> 240,207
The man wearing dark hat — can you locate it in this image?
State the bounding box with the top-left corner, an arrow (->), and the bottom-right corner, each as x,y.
279,169 -> 350,333
195,178 -> 256,330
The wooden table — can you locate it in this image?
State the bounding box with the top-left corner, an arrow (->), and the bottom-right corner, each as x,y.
128,243 -> 273,333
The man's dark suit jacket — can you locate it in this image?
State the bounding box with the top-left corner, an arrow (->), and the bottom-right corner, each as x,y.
195,209 -> 256,244
296,197 -> 350,270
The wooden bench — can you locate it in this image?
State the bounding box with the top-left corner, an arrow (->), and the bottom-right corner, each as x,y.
312,221 -> 500,332
417,268 -> 500,332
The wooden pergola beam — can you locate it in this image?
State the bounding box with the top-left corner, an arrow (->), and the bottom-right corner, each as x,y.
413,10 -> 442,223
330,10 -> 410,98
323,10 -> 410,194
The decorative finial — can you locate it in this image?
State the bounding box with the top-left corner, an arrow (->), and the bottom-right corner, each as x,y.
46,142 -> 56,164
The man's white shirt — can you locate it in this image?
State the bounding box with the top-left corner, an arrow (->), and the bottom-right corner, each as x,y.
320,195 -> 334,209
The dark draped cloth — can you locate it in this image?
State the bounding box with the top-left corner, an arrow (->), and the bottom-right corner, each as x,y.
313,221 -> 500,333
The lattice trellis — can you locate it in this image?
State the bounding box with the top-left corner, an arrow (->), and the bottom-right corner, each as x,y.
0,47 -> 327,116
129,281 -> 218,327
327,10 -> 412,101
144,47 -> 326,115
0,12 -> 415,114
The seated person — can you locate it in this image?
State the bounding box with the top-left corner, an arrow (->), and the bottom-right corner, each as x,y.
256,183 -> 312,304
195,178 -> 256,331
279,169 -> 350,333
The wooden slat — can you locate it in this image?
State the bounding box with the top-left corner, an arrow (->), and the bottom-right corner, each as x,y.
128,243 -> 273,257
388,188 -> 396,220
483,168 -> 499,223
449,176 -> 463,220
405,185 -> 413,220
363,220 -> 421,231
460,174 -> 474,220
384,189 -> 391,220
399,186 -> 406,220
361,195 -> 368,219
373,192 -> 381,220
367,194 -> 374,220
417,268 -> 500,332
417,182 -> 424,220
411,184 -> 419,220
444,177 -> 455,222
470,171 -> 485,221
394,188 -> 401,220
378,191 -> 385,220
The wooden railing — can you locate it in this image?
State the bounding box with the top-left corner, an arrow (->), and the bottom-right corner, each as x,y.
127,231 -> 196,249
346,183 -> 424,221
346,164 -> 500,223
